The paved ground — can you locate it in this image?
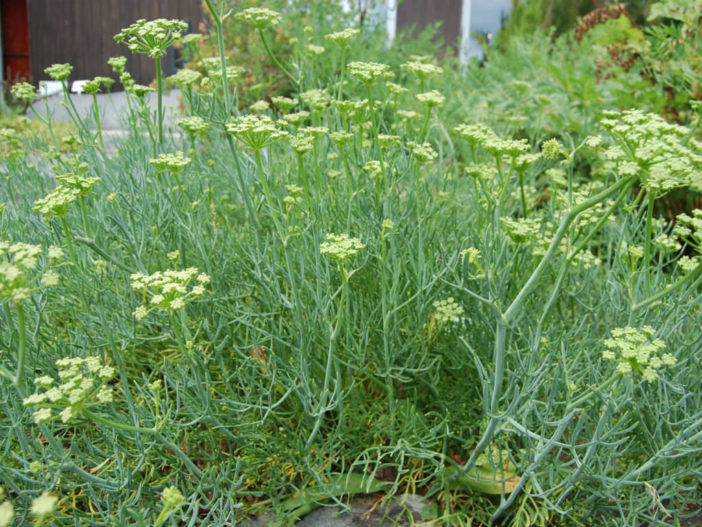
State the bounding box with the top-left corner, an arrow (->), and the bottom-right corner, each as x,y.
29,89 -> 184,130
240,494 -> 428,526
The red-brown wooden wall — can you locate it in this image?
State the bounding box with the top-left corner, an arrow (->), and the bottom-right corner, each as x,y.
25,0 -> 204,86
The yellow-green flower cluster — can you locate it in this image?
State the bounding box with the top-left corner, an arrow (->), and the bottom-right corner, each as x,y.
168,68 -> 202,88
82,76 -> 114,95
330,131 -> 353,146
226,115 -> 289,150
23,356 -> 116,424
602,326 -> 675,382
416,90 -> 445,108
234,7 -> 282,30
289,134 -> 315,155
33,186 -> 80,218
0,498 -> 12,527
108,56 -> 127,73
44,63 -> 73,81
31,491 -> 58,519
407,141 -> 437,163
320,233 -> 365,262
177,116 -> 210,136
272,96 -> 298,113
0,242 -> 61,303
325,28 -> 360,47
283,111 -> 310,126
347,61 -> 392,84
598,109 -> 702,192
433,297 -> 464,325
131,267 -> 209,320
455,123 -> 529,158
401,60 -> 443,80
55,172 -> 100,195
149,151 -> 192,172
501,217 -> 541,244
673,209 -> 702,254
115,18 -> 188,58
541,138 -> 566,159
250,100 -> 271,113
300,89 -> 331,111
10,82 -> 38,103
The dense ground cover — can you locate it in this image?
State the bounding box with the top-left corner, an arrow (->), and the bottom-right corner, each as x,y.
1,1 -> 701,525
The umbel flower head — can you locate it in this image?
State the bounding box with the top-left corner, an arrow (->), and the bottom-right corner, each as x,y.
55,172 -> 100,195
407,141 -> 438,163
23,356 -> 116,424
226,115 -> 289,150
300,89 -> 331,111
416,90 -> 446,108
324,28 -> 360,47
597,109 -> 702,192
44,63 -> 73,81
0,242 -> 61,304
168,68 -> 202,88
177,116 -> 210,136
130,267 -> 210,320
602,326 -> 675,382
320,233 -> 365,262
149,151 -> 192,172
673,209 -> 702,254
272,96 -> 298,113
10,82 -> 38,103
34,186 -> 80,218
115,18 -> 188,58
401,60 -> 443,80
433,297 -> 464,325
235,7 -> 282,30
31,491 -> 58,519
347,61 -> 393,84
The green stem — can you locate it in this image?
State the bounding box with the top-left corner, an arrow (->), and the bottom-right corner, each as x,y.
419,106 -> 431,142
642,190 -> 656,294
13,303 -> 28,389
60,217 -> 77,265
255,149 -> 284,237
155,57 -> 164,147
504,177 -> 634,324
366,84 -> 386,182
633,262 -> 702,311
298,154 -> 311,208
307,265 -> 348,448
337,47 -> 348,100
91,92 -> 105,152
79,196 -> 89,236
258,29 -> 298,90
203,0 -> 231,114
518,169 -> 528,218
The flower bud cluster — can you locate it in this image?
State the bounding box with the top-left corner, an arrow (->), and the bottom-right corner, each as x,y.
347,61 -> 393,84
272,96 -> 298,113
234,8 -> 282,30
149,151 -> 192,172
114,19 -> 188,59
325,28 -> 360,47
407,141 -> 437,163
320,233 -> 365,262
300,89 -> 331,111
597,109 -> 702,192
415,90 -> 446,108
401,61 -> 443,80
602,326 -> 675,382
33,186 -> 80,218
168,68 -> 202,88
23,356 -> 116,424
226,115 -> 289,150
177,116 -> 210,136
500,217 -> 541,244
44,63 -> 73,81
10,82 -> 38,103
0,242 -> 62,304
432,297 -> 464,325
673,209 -> 702,254
131,267 -> 210,320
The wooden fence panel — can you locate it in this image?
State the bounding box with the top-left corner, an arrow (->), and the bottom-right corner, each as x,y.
28,0 -> 204,85
396,0 -> 462,48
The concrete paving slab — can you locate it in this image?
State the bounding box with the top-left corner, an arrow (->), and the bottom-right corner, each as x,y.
240,494 -> 428,526
28,89 -> 184,131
